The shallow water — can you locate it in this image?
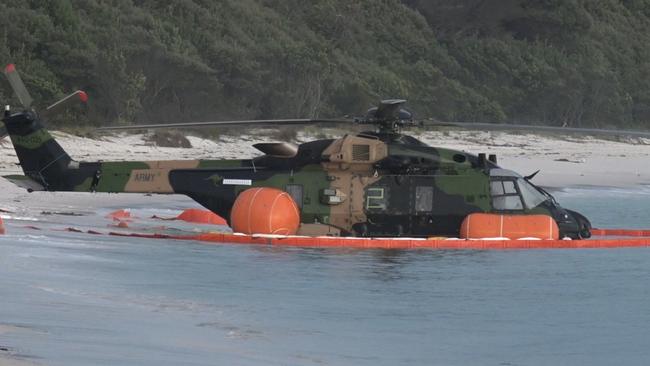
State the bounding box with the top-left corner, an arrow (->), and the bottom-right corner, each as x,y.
1,188 -> 650,365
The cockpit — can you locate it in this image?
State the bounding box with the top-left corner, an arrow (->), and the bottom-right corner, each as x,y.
489,168 -> 551,211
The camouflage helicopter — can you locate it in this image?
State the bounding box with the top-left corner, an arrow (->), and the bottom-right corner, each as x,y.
0,64 -> 599,238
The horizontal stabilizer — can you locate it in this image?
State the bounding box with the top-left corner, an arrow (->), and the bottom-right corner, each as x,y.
2,174 -> 45,191
253,142 -> 298,157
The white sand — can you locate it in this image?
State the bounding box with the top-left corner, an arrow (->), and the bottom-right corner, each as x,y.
2,129 -> 650,193
418,130 -> 650,188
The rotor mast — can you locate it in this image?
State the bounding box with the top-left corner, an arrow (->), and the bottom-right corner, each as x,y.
356,99 -> 416,134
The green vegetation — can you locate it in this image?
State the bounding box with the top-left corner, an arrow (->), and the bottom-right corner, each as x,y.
1,0 -> 649,128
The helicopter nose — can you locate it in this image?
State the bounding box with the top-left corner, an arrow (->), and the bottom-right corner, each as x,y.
556,208 -> 592,239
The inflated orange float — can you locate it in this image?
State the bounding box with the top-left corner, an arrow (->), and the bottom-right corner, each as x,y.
177,209 -> 227,225
107,209 -> 132,220
460,213 -> 559,240
230,187 -> 300,235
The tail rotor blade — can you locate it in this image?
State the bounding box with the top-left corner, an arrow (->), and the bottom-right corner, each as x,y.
42,90 -> 88,120
3,64 -> 34,110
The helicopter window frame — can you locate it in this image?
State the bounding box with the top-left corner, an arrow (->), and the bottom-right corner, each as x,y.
490,181 -> 505,196
490,179 -> 524,211
366,187 -> 388,210
516,178 -> 547,209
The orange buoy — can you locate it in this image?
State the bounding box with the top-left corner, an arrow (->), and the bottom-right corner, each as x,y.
112,220 -> 130,229
230,187 -> 300,235
176,209 -> 227,225
460,213 -> 559,240
107,209 -> 131,220
0,217 -> 5,235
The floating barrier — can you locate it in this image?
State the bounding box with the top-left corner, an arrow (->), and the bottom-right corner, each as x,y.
99,229 -> 650,250
590,228 -> 650,237
12,211 -> 650,249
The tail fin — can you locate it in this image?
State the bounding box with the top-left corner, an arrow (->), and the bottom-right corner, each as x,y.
2,111 -> 73,190
2,64 -> 87,190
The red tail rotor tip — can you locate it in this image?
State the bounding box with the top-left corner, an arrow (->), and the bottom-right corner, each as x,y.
78,91 -> 89,103
4,64 -> 15,73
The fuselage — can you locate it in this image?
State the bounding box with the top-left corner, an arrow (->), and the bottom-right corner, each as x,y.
41,132 -> 585,238
1,109 -> 589,238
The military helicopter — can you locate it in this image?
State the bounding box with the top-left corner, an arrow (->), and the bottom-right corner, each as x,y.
0,64 -> 602,238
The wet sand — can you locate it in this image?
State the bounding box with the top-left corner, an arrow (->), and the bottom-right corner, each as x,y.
0,325 -> 41,366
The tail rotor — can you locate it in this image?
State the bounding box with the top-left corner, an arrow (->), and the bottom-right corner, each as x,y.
4,64 -> 34,111
1,63 -> 88,140
41,90 -> 89,120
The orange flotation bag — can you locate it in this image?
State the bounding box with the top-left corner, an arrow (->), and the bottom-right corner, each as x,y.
0,217 -> 5,235
230,187 -> 300,235
460,213 -> 559,240
177,209 -> 227,225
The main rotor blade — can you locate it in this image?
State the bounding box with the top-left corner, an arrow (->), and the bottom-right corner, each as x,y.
425,121 -> 650,139
3,64 -> 34,110
96,118 -> 351,131
41,90 -> 88,120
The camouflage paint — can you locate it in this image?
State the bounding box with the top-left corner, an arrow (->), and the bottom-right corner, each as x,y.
2,112 -> 588,238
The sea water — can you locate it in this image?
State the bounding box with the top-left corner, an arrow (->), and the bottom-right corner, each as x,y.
1,187 -> 650,366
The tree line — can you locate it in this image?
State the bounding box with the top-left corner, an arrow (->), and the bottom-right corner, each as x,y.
1,0 -> 649,129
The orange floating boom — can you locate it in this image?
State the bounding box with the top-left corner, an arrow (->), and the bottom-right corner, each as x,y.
19,223 -> 650,249
590,228 -> 650,237
102,231 -> 650,250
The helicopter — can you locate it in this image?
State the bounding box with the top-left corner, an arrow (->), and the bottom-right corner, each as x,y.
0,64 -> 599,238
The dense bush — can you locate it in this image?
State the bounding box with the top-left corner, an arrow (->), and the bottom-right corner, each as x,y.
0,0 -> 649,129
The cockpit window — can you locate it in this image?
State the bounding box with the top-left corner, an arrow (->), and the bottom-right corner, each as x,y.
490,180 -> 523,210
366,187 -> 387,210
490,178 -> 548,210
517,178 -> 547,209
493,195 -> 524,210
490,181 -> 517,196
490,181 -> 504,195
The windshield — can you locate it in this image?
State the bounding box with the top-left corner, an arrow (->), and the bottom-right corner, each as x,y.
516,178 -> 548,209
533,184 -> 559,205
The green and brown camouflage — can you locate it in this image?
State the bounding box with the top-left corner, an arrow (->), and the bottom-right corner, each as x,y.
1,109 -> 592,238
